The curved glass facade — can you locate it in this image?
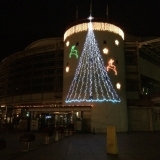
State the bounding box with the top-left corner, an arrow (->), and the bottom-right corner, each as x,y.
0,38 -> 64,105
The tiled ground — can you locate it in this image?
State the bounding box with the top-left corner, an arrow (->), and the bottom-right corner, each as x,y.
0,131 -> 160,160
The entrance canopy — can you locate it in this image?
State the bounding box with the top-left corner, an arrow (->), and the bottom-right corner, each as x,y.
14,104 -> 92,112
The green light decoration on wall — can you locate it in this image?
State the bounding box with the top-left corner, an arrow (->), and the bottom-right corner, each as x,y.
69,45 -> 78,58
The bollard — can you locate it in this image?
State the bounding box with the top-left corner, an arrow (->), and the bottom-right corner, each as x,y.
65,129 -> 68,137
106,126 -> 118,154
92,127 -> 96,134
44,136 -> 50,144
69,130 -> 72,136
20,132 -> 35,152
55,131 -> 59,141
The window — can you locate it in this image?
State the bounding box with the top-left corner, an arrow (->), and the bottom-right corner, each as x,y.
22,86 -> 31,93
126,81 -> 139,91
23,72 -> 32,78
54,83 -> 63,91
44,77 -> 54,83
32,78 -> 43,85
44,69 -> 54,75
56,60 -> 63,66
33,63 -> 44,69
23,64 -> 32,71
45,53 -> 55,59
32,85 -> 42,93
34,54 -> 44,61
43,85 -> 53,92
57,51 -> 63,58
33,70 -> 43,77
76,42 -> 79,46
24,56 -> 33,63
15,74 -> 22,80
44,61 -> 55,67
23,79 -> 31,86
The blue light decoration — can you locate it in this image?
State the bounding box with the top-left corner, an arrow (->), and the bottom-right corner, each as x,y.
65,17 -> 120,103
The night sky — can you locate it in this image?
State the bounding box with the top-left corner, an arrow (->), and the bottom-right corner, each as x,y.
0,0 -> 160,61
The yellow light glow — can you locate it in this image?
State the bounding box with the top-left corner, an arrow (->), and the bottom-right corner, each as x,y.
66,66 -> 69,72
103,48 -> 109,54
66,41 -> 70,47
107,59 -> 117,75
64,22 -> 124,41
115,40 -> 119,45
116,83 -> 121,89
88,22 -> 93,30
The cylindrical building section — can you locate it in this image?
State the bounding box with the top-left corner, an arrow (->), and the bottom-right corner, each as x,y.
63,18 -> 128,132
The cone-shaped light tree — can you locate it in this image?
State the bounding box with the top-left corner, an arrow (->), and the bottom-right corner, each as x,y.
66,17 -> 120,103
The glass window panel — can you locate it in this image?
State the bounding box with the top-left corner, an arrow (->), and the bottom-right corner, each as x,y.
44,77 -> 54,83
44,69 -> 54,75
23,64 -> 32,71
22,87 -> 31,93
43,85 -> 53,92
14,87 -> 21,94
54,83 -> 63,91
56,60 -> 63,66
44,61 -> 55,67
45,53 -> 55,59
15,74 -> 22,79
34,54 -> 44,61
32,85 -> 42,93
7,88 -> 14,95
32,78 -> 43,84
23,72 -> 32,78
33,70 -> 43,77
23,79 -> 31,86
16,58 -> 23,65
33,63 -> 44,68
24,56 -> 33,63
57,52 -> 63,57
8,76 -> 14,81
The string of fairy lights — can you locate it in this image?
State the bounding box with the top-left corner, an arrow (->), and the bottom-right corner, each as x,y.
65,20 -> 121,103
64,22 -> 124,41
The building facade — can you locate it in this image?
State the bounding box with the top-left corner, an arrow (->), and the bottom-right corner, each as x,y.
0,19 -> 160,133
0,38 -> 64,130
63,18 -> 128,132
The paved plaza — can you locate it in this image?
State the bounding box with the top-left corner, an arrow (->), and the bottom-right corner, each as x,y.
0,131 -> 160,160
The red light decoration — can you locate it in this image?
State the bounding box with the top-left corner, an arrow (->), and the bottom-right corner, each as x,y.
107,59 -> 117,75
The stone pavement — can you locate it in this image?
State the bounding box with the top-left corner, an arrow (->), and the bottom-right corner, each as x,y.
0,131 -> 160,160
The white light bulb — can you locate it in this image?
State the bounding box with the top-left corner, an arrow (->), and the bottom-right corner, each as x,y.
103,48 -> 109,54
116,83 -> 121,89
115,40 -> 119,45
66,66 -> 69,72
66,41 -> 70,47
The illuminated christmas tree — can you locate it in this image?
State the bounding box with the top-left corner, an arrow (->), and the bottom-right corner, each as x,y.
66,17 -> 120,103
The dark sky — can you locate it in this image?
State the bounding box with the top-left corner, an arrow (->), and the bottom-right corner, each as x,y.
0,0 -> 160,61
